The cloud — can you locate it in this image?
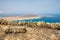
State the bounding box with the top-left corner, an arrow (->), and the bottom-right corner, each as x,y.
0,10 -> 4,13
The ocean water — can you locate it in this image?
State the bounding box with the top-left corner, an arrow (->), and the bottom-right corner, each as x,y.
13,16 -> 60,23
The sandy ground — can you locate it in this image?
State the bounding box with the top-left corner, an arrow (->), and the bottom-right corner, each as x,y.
0,27 -> 60,40
1,16 -> 40,20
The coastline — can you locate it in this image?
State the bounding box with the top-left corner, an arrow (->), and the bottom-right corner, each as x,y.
0,16 -> 41,21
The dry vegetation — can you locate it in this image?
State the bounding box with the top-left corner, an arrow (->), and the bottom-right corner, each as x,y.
0,19 -> 60,40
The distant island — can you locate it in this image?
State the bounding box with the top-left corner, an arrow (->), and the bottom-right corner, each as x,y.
0,14 -> 41,21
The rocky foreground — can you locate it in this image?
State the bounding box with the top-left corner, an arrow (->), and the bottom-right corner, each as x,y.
0,27 -> 60,40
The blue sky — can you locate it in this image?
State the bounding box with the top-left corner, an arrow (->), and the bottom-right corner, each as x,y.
0,0 -> 60,16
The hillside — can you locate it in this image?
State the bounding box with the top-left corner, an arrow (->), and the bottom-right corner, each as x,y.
0,27 -> 60,40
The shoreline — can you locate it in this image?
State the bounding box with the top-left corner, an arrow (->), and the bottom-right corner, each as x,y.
0,16 -> 60,23
0,16 -> 41,20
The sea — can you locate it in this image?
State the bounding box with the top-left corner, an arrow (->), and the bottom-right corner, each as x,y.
12,15 -> 60,23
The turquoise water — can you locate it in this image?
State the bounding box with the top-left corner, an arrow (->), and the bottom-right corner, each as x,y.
12,16 -> 60,23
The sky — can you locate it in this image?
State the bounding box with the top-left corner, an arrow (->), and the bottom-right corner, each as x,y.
0,0 -> 60,16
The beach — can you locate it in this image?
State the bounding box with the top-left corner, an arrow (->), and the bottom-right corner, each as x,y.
0,16 -> 41,21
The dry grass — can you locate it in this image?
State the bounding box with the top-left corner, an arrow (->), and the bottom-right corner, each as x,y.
0,27 -> 60,40
0,19 -> 60,40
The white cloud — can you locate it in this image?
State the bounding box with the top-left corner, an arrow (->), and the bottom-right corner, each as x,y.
0,10 -> 4,13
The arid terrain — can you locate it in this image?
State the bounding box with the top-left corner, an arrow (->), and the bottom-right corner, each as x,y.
0,26 -> 60,40
0,16 -> 40,21
0,19 -> 60,40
